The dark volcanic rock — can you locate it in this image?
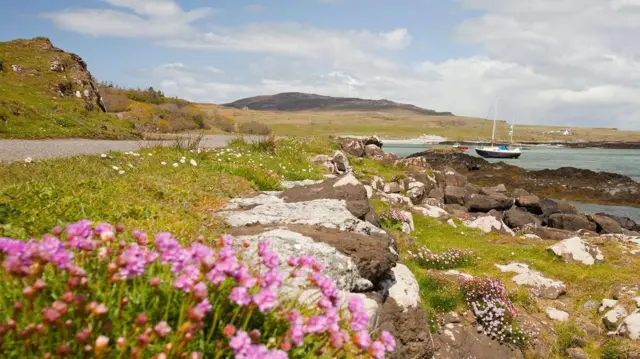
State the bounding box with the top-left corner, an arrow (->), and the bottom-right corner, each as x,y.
548,214 -> 597,232
589,214 -> 623,234
279,174 -> 371,219
504,207 -> 542,229
362,135 -> 383,148
530,166 -> 636,187
407,151 -> 492,172
444,186 -> 466,206
516,195 -> 543,215
378,297 -> 435,359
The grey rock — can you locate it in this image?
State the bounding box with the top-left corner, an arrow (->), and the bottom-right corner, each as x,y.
548,237 -> 604,265
603,305 -> 628,330
444,186 -> 466,206
496,263 -> 566,299
618,311 -> 640,339
566,348 -> 589,359
339,138 -> 365,157
516,195 -> 543,215
548,214 -> 597,232
504,207 -> 542,229
589,214 -> 623,234
332,150 -> 351,172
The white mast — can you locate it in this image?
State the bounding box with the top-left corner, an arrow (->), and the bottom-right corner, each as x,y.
491,98 -> 498,146
510,115 -> 515,144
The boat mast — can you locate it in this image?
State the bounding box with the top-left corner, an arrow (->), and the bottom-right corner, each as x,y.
510,115 -> 515,144
491,98 -> 498,146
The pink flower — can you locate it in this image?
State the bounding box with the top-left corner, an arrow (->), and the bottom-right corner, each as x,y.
195,299 -> 212,314
380,330 -> 396,352
229,330 -> 251,353
369,340 -> 386,359
154,321 -> 172,337
354,330 -> 371,350
304,315 -> 329,333
66,220 -> 96,251
230,286 -> 251,306
193,282 -> 208,299
252,288 -> 278,313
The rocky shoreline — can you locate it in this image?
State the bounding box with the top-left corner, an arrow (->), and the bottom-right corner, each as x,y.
439,140 -> 640,150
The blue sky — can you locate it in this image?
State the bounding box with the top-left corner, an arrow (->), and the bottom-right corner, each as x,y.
2,0 -> 640,129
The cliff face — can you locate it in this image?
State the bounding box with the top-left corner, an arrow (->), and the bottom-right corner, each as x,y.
0,37 -> 135,139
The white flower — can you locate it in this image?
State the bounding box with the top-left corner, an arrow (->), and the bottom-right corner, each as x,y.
112,166 -> 119,171
128,164 -> 134,168
161,161 -> 167,166
173,163 -> 179,168
118,170 -> 125,175
181,156 -> 186,160
24,157 -> 33,163
148,153 -> 153,157
180,159 -> 186,164
190,159 -> 198,166
100,154 -> 107,158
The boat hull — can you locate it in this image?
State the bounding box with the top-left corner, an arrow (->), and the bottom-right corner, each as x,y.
475,148 -> 521,159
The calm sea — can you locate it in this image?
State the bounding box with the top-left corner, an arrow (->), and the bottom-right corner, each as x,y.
384,143 -> 640,222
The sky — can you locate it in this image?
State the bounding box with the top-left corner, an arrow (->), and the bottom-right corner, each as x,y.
2,0 -> 640,130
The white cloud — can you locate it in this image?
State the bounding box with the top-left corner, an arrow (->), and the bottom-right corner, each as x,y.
43,0 -> 640,129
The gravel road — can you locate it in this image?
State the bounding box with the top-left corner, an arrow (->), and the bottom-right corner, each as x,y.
0,135 -> 240,162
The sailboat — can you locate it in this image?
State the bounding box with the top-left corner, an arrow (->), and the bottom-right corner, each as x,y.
475,99 -> 522,159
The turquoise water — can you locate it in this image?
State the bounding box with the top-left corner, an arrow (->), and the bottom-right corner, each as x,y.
384,143 -> 640,222
384,144 -> 640,181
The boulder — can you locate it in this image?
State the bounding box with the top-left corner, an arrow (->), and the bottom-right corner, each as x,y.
618,312 -> 640,339
496,263 -> 566,299
539,198 -> 561,219
383,181 -> 404,194
488,209 -> 504,221
433,322 -> 523,359
596,213 -> 638,231
407,182 -> 426,205
444,186 -> 466,206
11,64 -> 23,73
364,144 -> 385,159
388,264 -> 421,310
599,299 -> 619,313
364,185 -> 373,199
310,154 -> 336,173
279,173 -> 371,219
281,179 -> 323,189
589,214 -> 623,234
516,195 -> 543,215
557,200 -> 579,215
548,237 -> 604,265
548,214 -> 597,232
546,308 -> 569,322
49,60 -> 65,72
428,188 -> 445,202
464,183 -> 480,196
379,193 -> 413,207
421,197 -> 444,208
339,138 -> 365,157
504,207 -> 542,229
445,204 -> 467,214
484,184 -> 508,193
464,217 -> 515,236
370,176 -> 385,191
465,194 -> 512,213
603,305 -> 628,330
332,150 -> 351,173
440,168 -> 467,188
513,188 -> 531,197
362,135 -> 383,148
413,205 -> 448,219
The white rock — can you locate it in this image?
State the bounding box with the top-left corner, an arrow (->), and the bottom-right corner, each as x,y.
496,263 -> 566,299
408,182 -> 425,190
413,205 -> 448,219
235,229 -> 372,292
364,185 -> 373,199
521,234 -> 541,240
224,193 -> 283,210
281,179 -> 323,189
401,222 -> 412,234
464,216 -> 515,236
400,211 -> 414,232
618,311 -> 640,340
333,173 -> 360,188
370,176 -> 385,191
599,299 -> 619,313
549,237 -> 604,265
546,308 -> 569,322
388,264 -> 421,310
603,305 -> 628,330
219,199 -> 385,236
442,270 -> 474,281
379,192 -> 413,206
447,219 -> 457,228
635,297 -> 640,308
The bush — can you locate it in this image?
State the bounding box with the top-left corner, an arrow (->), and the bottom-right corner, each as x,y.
407,247 -> 474,269
461,277 -> 527,347
239,121 -> 272,135
213,117 -> 236,133
101,94 -> 130,113
379,209 -> 411,232
0,221 -> 397,358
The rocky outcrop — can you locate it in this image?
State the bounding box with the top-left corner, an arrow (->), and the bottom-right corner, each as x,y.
339,138 -> 365,157
516,195 -> 543,215
589,214 -> 623,234
546,308 -> 569,322
618,312 -> 640,339
548,237 -> 604,265
548,214 -> 597,232
504,207 -> 542,229
464,216 -> 515,236
496,263 -> 566,299
603,305 -> 628,330
444,186 -> 465,206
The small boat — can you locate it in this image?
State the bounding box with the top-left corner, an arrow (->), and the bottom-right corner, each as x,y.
475,99 -> 522,159
452,142 -> 469,151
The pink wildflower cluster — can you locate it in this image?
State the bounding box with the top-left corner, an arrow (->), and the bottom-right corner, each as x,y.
407,247 -> 474,269
0,220 -> 396,358
461,277 -> 526,346
380,209 -> 411,225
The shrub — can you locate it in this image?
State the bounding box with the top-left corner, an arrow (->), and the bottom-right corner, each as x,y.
379,209 -> 411,231
461,277 -> 527,347
0,221 -> 396,358
213,117 -> 236,133
407,247 -> 474,269
239,121 -> 272,135
101,94 -> 130,113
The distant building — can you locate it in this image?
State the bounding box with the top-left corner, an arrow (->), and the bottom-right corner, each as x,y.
562,129 -> 573,136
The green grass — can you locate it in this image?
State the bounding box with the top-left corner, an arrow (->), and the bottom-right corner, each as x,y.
0,136 -> 328,240
0,38 -> 137,139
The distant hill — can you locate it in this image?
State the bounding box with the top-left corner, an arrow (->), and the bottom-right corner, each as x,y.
0,37 -> 137,139
223,92 -> 454,116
